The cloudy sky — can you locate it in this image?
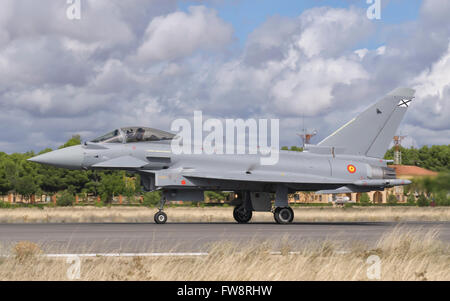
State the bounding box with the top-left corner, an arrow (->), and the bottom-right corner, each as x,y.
0,0 -> 449,153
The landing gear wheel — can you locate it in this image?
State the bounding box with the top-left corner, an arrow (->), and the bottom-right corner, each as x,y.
233,206 -> 252,223
154,211 -> 167,224
274,207 -> 294,224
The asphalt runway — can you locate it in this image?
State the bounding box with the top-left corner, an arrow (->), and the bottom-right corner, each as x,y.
0,222 -> 448,253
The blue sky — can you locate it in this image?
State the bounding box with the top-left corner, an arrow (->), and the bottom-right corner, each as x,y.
179,0 -> 422,48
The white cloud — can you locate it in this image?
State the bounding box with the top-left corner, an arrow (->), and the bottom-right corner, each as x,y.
401,124 -> 450,147
409,42 -> 450,131
135,6 -> 233,62
208,7 -> 372,118
271,57 -> 369,116
414,43 -> 450,100
0,1 -> 449,153
0,0 -> 13,49
296,7 -> 373,58
0,36 -> 95,87
354,48 -> 369,59
420,0 -> 450,26
0,1 -> 136,50
376,46 -> 386,55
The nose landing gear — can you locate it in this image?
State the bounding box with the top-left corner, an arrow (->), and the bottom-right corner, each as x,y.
154,197 -> 167,224
154,211 -> 167,224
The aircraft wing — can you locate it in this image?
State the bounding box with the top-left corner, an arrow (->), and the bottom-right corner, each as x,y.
182,170 -> 346,184
182,170 -> 411,187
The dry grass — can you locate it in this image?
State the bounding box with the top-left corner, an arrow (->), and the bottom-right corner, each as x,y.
12,241 -> 42,263
0,227 -> 448,280
0,206 -> 449,223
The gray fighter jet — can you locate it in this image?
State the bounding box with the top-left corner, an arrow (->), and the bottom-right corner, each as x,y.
29,88 -> 415,224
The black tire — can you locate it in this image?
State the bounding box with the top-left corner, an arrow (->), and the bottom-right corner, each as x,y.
154,211 -> 167,224
233,206 -> 252,223
274,207 -> 294,224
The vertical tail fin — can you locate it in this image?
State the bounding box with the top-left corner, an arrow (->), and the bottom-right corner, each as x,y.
318,87 -> 415,158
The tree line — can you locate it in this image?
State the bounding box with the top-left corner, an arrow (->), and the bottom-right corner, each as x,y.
384,144 -> 450,172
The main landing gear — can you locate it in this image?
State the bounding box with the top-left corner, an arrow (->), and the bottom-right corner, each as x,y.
154,197 -> 168,224
232,190 -> 295,224
233,203 -> 294,224
233,206 -> 252,223
233,192 -> 253,223
272,185 -> 294,224
273,207 -> 294,224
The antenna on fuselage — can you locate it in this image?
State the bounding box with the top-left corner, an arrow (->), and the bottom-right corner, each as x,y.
297,115 -> 317,148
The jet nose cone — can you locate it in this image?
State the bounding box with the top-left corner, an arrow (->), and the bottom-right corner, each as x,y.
28,145 -> 84,169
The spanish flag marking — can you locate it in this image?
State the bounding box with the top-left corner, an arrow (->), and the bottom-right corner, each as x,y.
347,164 -> 356,174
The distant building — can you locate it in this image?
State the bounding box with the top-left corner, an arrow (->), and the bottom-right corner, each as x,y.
289,165 -> 439,204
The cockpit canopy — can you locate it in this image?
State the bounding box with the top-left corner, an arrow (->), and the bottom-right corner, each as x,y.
90,127 -> 175,144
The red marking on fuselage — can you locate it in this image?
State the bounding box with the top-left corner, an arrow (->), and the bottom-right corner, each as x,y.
347,164 -> 356,174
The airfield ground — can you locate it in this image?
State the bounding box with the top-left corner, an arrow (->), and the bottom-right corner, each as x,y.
0,207 -> 448,280
0,206 -> 449,223
0,227 -> 448,280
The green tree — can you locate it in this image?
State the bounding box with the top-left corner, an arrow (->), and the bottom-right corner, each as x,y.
98,172 -> 126,204
56,190 -> 75,206
143,191 -> 162,207
434,191 -> 449,206
134,174 -> 142,194
417,193 -> 429,207
281,146 -> 303,152
0,154 -> 13,194
83,171 -> 101,195
407,193 -> 416,205
289,146 -> 303,152
432,173 -> 450,192
384,145 -> 450,172
15,175 -> 38,201
123,174 -> 137,203
205,191 -> 230,202
3,159 -> 19,192
58,135 -> 81,149
63,170 -> 90,194
35,164 -> 66,195
359,193 -> 371,205
387,193 -> 398,205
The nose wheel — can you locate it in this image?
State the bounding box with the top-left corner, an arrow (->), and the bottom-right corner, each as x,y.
154,211 -> 167,224
154,196 -> 168,224
273,207 -> 294,224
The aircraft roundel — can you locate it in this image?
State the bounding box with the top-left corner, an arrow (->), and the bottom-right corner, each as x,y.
347,164 -> 356,174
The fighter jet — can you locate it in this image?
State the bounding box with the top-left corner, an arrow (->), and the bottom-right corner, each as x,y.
28,88 -> 415,224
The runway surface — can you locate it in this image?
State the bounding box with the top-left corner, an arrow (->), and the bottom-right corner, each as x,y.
0,222 -> 448,253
